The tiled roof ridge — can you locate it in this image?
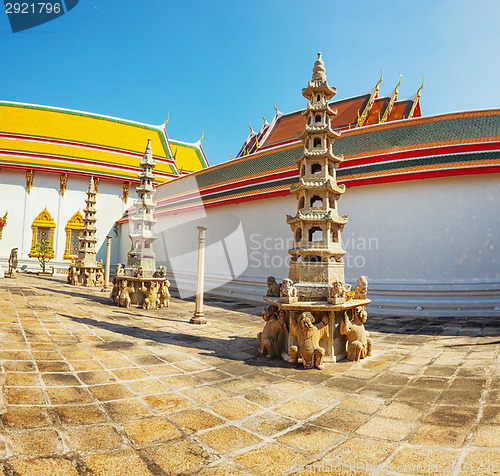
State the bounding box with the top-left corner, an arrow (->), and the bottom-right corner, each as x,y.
156,108 -> 500,194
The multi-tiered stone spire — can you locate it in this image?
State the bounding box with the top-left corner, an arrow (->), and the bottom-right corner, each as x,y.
77,176 -> 98,267
286,52 -> 348,300
126,139 -> 158,276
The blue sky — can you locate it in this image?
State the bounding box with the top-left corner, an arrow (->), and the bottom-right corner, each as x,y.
1,0 -> 499,166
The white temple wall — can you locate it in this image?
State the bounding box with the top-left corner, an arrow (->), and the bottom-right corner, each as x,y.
0,169 -> 129,272
146,173 -> 500,316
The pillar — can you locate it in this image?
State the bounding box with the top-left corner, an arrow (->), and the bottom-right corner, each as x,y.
190,226 -> 207,325
103,235 -> 112,290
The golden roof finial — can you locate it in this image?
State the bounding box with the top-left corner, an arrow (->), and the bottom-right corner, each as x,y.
375,70 -> 383,92
408,76 -> 425,119
230,154 -> 232,160
416,75 -> 424,99
395,73 -> 402,95
273,99 -> 278,113
199,129 -> 204,142
262,109 -> 266,123
163,112 -> 169,125
249,119 -> 254,133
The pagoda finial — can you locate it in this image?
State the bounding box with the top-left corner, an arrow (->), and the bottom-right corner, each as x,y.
312,52 -> 327,81
141,139 -> 155,167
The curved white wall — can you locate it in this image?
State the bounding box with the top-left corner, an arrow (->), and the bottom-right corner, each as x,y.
139,173 -> 500,316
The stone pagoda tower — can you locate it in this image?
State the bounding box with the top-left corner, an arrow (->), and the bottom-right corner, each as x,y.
126,139 -> 158,277
78,176 -> 98,268
287,52 -> 348,300
262,54 -> 372,367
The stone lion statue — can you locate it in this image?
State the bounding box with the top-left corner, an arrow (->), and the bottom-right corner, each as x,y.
353,276 -> 368,299
85,268 -> 96,287
258,306 -> 286,359
141,282 -> 159,310
153,266 -> 167,278
340,306 -> 372,361
70,265 -> 80,286
117,280 -> 134,308
115,263 -> 124,277
158,280 -> 171,308
266,276 -> 281,297
289,312 -> 329,370
8,248 -> 18,277
67,259 -> 76,284
110,277 -> 120,304
95,268 -> 104,287
280,278 -> 297,298
329,280 -> 345,299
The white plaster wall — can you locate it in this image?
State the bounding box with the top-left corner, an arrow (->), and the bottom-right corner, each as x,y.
0,169 -> 131,271
132,172 -> 500,315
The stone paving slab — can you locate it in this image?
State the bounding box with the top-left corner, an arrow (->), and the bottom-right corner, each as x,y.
0,274 -> 498,476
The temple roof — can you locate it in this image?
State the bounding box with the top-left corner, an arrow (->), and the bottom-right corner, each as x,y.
122,109 -> 500,223
237,74 -> 425,157
0,101 -> 209,183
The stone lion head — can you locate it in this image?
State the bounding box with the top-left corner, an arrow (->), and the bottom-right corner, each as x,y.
298,312 -> 315,330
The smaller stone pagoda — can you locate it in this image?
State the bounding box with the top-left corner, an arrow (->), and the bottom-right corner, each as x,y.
125,139 -> 158,277
111,140 -> 170,309
68,176 -> 104,286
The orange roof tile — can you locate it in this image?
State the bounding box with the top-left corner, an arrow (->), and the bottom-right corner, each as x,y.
388,100 -> 413,122
264,94 -> 371,147
364,98 -> 390,126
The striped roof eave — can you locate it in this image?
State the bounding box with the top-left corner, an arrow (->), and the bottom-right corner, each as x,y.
140,109 -> 500,218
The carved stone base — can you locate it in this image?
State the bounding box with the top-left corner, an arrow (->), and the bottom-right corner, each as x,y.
263,296 -> 371,365
327,296 -> 345,304
111,275 -> 168,309
288,261 -> 345,287
70,265 -> 104,287
280,296 -> 299,304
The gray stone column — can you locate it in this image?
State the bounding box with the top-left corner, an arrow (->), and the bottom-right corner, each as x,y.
103,235 -> 112,290
190,226 -> 207,325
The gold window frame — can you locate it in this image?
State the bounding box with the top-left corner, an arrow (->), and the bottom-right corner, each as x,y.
63,210 -> 84,260
29,207 -> 56,258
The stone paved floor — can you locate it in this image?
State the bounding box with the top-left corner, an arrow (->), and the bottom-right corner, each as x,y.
0,275 -> 498,476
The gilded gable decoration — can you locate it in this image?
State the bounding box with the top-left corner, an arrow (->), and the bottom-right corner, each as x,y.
0,212 -> 7,239
60,173 -> 68,197
123,181 -> 131,202
26,170 -> 34,194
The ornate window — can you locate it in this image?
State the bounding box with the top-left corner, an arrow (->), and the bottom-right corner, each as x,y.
308,226 -> 323,242
311,163 -> 322,174
311,195 -> 323,208
64,211 -> 84,260
29,208 -> 56,258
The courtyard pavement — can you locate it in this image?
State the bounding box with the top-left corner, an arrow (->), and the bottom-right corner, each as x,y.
0,274 -> 498,476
